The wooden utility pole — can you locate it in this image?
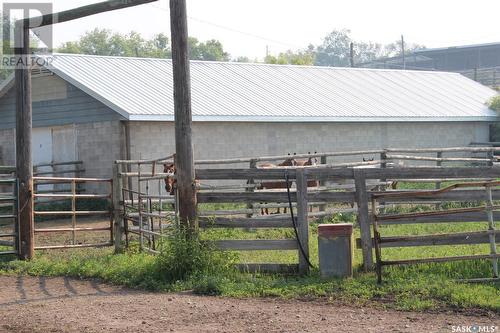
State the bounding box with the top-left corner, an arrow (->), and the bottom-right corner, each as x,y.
170,0 -> 197,230
15,22 -> 33,260
349,42 -> 354,67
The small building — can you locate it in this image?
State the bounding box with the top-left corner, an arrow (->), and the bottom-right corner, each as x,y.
359,42 -> 500,71
0,53 -> 497,180
358,42 -> 500,87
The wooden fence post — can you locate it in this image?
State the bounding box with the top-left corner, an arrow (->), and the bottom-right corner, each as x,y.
170,0 -> 197,231
487,150 -> 494,167
354,169 -> 373,271
435,151 -> 442,209
113,163 -> 123,253
246,159 -> 257,218
319,156 -> 327,212
15,24 -> 34,260
296,168 -> 310,275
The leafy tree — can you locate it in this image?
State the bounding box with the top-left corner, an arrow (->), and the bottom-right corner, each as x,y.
188,37 -> 229,61
383,40 -> 426,58
265,45 -> 315,66
234,56 -> 250,63
58,29 -> 229,61
314,29 -> 352,67
353,41 -> 384,64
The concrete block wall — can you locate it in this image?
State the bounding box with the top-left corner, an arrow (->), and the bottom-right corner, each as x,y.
0,128 -> 15,166
128,121 -> 490,165
76,120 -> 123,193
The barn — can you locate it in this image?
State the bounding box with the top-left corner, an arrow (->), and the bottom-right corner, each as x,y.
0,53 -> 497,179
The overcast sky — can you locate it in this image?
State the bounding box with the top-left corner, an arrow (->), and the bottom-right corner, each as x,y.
4,0 -> 500,60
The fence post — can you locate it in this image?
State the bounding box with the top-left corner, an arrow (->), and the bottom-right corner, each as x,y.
435,151 -> 442,209
319,155 -> 327,212
247,159 -> 257,218
296,168 -> 310,275
112,163 -> 123,253
487,150 -> 494,167
354,169 -> 373,271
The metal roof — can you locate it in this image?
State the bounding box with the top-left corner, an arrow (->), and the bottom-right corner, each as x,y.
16,53 -> 500,122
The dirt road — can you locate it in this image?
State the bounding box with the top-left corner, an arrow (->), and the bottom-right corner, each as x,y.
0,276 -> 497,333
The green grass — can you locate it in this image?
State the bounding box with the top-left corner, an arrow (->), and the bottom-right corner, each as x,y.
1,182 -> 499,312
1,218 -> 499,312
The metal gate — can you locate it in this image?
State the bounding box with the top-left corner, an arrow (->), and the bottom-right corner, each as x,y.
32,176 -> 114,249
0,166 -> 18,256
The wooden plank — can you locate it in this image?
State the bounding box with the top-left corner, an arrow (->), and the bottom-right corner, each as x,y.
197,190 -> 355,204
296,169 -> 310,275
307,191 -> 355,203
356,230 -> 500,248
236,263 -> 299,274
197,166 -> 500,181
199,217 -> 292,228
386,147 -> 500,153
373,189 -> 500,202
381,254 -> 500,266
24,0 -> 158,27
196,168 -> 297,180
195,150 -> 385,165
386,154 -> 494,163
354,169 -> 373,271
378,210 -> 500,225
376,206 -> 495,222
15,24 -> 34,260
197,191 -> 296,203
362,167 -> 500,180
214,239 -> 298,251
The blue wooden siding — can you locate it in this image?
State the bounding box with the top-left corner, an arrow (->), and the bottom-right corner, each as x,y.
0,78 -> 123,130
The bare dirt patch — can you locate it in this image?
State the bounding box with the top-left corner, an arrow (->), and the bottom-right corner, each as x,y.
0,276 -> 497,333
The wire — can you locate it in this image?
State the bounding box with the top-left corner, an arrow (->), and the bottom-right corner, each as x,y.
150,4 -> 301,49
284,170 -> 314,269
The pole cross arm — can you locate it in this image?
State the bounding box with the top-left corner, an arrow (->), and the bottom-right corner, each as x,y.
19,0 -> 158,28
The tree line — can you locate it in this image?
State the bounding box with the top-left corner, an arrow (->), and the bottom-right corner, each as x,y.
57,28 -> 425,66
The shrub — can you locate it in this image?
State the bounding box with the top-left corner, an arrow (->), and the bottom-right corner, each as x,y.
155,229 -> 238,283
488,95 -> 500,113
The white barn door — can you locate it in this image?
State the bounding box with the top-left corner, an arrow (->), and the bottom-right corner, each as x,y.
33,127 -> 53,165
33,127 -> 53,192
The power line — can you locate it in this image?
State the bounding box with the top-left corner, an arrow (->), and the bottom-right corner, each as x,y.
150,4 -> 302,49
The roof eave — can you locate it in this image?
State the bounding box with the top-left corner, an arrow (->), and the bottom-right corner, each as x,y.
128,114 -> 500,123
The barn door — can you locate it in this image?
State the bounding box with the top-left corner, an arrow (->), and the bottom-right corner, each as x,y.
32,127 -> 53,192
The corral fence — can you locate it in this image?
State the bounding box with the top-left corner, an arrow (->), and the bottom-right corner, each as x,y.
371,181 -> 499,283
32,176 -> 114,249
0,166 -> 18,256
113,146 -> 500,277
113,154 -> 176,254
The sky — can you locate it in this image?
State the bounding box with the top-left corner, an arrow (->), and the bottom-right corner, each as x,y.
3,0 -> 500,60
